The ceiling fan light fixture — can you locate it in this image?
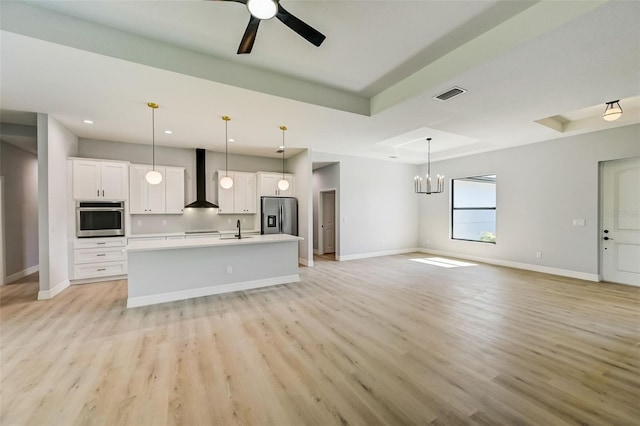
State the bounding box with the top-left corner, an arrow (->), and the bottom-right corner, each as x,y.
247,0 -> 277,20
603,100 -> 623,121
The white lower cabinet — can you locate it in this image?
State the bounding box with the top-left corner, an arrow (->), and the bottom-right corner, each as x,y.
73,237 -> 127,280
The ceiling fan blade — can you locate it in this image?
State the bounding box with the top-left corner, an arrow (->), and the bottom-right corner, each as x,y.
275,4 -> 326,47
238,15 -> 261,54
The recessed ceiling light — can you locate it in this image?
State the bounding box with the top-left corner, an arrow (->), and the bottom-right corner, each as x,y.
83,119 -> 94,124
164,130 -> 173,134
389,155 -> 399,159
228,138 -> 235,142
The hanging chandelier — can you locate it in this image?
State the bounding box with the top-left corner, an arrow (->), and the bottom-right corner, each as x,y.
219,116 -> 234,190
277,125 -> 290,191
414,138 -> 444,194
145,102 -> 162,185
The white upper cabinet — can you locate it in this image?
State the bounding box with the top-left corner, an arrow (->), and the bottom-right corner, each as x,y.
130,164 -> 184,214
164,166 -> 185,214
235,172 -> 257,213
216,171 -> 257,214
257,172 -> 294,197
217,171 -> 235,214
73,159 -> 128,200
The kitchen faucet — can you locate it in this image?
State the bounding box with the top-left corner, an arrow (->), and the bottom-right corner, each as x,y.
235,219 -> 241,239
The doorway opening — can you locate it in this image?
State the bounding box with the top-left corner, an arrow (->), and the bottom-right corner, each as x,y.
317,189 -> 336,260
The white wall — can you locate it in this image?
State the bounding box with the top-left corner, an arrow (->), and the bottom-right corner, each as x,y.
288,149 -> 313,266
418,124 -> 640,279
0,141 -> 39,282
312,151 -> 419,260
38,114 -> 78,298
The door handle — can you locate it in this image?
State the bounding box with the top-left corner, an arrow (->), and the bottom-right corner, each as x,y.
603,236 -> 614,241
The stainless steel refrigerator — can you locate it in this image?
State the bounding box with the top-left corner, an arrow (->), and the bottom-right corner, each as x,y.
261,197 -> 298,236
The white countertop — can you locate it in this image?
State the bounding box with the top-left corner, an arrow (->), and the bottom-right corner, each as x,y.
127,233 -> 303,252
128,230 -> 260,239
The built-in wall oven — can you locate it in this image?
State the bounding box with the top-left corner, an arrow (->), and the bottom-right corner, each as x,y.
76,201 -> 125,238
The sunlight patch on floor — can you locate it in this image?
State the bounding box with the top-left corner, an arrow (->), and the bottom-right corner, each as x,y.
410,257 -> 477,268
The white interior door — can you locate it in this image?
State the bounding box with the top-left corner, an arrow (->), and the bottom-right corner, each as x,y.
0,176 -> 4,285
602,157 -> 640,286
322,191 -> 335,254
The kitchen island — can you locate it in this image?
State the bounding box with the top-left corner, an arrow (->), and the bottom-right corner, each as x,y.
126,234 -> 303,308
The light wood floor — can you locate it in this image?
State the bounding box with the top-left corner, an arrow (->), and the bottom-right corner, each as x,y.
1,254 -> 639,425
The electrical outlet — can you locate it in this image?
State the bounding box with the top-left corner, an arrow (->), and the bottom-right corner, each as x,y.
162,219 -> 167,226
136,220 -> 142,226
536,251 -> 542,259
226,265 -> 233,274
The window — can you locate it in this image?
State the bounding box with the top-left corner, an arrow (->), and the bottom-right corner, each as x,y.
451,175 -> 496,243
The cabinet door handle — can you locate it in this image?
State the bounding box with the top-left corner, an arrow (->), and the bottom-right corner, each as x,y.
102,190 -> 105,197
97,242 -> 106,245
97,268 -> 106,271
97,189 -> 100,196
96,254 -> 106,257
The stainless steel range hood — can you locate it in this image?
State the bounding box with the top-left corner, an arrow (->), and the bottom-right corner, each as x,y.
185,148 -> 218,209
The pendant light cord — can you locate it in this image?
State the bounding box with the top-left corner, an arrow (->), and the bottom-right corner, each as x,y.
152,107 -> 156,171
225,119 -> 229,177
427,137 -> 431,178
222,116 -> 231,177
280,125 -> 287,179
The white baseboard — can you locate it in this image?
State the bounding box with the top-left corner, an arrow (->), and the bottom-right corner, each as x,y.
127,274 -> 301,308
38,279 -> 70,300
417,248 -> 600,282
71,275 -> 127,286
338,248 -> 420,262
4,265 -> 39,285
313,249 -> 321,255
299,257 -> 314,267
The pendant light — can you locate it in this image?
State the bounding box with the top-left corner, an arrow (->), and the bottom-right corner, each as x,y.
277,125 -> 290,191
414,138 -> 444,194
145,102 -> 162,185
219,116 -> 234,190
603,100 -> 623,121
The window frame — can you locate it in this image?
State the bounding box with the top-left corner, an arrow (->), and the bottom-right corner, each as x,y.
450,175 -> 497,244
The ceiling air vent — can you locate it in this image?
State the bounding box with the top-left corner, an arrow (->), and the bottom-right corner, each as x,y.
434,86 -> 467,101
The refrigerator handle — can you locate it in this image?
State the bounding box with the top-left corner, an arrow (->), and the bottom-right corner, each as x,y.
281,204 -> 285,233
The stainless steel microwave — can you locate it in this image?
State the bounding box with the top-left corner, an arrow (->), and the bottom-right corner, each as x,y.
76,201 -> 125,238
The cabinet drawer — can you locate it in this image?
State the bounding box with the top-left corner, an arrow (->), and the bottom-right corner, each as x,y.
74,261 -> 127,279
128,236 -> 166,243
74,238 -> 126,249
166,236 -> 186,240
74,248 -> 126,265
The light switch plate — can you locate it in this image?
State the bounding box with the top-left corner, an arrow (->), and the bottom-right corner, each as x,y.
572,219 -> 586,226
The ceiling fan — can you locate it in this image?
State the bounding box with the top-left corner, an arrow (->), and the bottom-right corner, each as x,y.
211,0 -> 326,54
